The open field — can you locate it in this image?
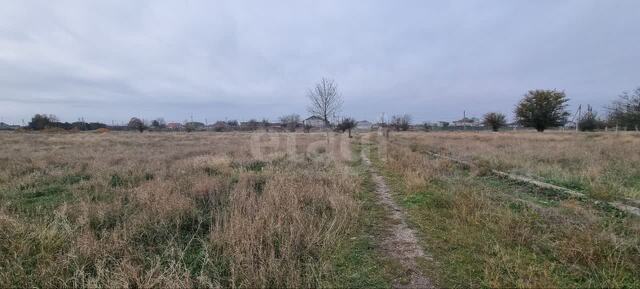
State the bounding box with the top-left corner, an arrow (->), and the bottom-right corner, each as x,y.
367,132 -> 640,288
0,131 -> 396,288
396,131 -> 640,201
1,130 -> 639,288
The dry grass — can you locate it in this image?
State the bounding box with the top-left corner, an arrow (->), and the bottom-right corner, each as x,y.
369,132 -> 640,288
395,131 -> 640,200
0,131 -> 360,288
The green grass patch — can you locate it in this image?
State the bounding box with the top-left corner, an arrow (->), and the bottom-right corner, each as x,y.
232,160 -> 267,172
1,173 -> 90,216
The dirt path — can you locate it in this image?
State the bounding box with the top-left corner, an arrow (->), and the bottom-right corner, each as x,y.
360,148 -> 435,289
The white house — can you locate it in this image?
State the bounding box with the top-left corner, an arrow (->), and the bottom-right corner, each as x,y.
303,116 -> 326,128
356,120 -> 373,131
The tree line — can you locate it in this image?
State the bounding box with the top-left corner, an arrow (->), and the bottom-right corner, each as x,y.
483,87 -> 640,132
27,114 -> 107,131
19,82 -> 640,134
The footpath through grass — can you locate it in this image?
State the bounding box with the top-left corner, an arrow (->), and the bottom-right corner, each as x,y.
369,136 -> 640,288
324,142 -> 399,288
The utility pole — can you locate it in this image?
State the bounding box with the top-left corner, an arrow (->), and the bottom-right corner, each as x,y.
463,110 -> 466,131
575,105 -> 581,133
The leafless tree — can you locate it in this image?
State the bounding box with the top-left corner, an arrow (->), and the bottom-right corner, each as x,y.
390,114 -> 411,131
280,114 -> 300,132
261,118 -> 270,132
307,78 -> 342,126
128,117 -> 147,133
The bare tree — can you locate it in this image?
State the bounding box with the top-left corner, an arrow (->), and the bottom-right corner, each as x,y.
607,87 -> 640,130
128,117 -> 147,133
307,78 -> 343,126
280,114 -> 300,132
390,114 -> 411,131
261,118 -> 270,132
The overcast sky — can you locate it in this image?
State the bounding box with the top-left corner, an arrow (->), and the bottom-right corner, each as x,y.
1,0 -> 638,124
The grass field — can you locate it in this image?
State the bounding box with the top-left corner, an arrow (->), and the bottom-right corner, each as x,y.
1,130 -> 639,288
369,132 -> 640,288
395,131 -> 640,201
0,132 -> 393,288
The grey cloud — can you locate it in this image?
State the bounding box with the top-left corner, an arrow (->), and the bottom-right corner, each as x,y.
0,0 -> 639,123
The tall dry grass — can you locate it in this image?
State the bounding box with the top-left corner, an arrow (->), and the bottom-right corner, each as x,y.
371,133 -> 640,288
394,131 -> 640,200
0,131 -> 358,288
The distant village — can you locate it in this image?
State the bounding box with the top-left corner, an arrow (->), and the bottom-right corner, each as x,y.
4,83 -> 633,133
0,114 -> 531,133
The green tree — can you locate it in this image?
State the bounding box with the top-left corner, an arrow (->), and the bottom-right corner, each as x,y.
515,90 -> 570,132
483,112 -> 507,132
151,118 -> 166,129
28,114 -> 58,130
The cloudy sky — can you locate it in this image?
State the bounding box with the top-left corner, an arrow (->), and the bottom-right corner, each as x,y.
1,0 -> 638,124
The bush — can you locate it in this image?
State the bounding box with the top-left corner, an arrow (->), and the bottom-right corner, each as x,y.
579,105 -> 605,132
390,114 -> 411,131
336,118 -> 357,137
280,114 -> 300,132
483,112 -> 507,132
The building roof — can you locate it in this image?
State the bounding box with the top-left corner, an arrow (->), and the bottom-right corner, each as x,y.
304,116 -> 324,121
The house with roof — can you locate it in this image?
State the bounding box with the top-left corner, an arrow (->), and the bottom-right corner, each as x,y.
303,116 -> 327,128
356,120 -> 373,131
0,122 -> 19,130
166,123 -> 183,130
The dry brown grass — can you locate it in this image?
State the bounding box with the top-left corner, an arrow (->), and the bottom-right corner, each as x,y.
370,132 -> 640,288
395,131 -> 640,200
0,131 -> 359,288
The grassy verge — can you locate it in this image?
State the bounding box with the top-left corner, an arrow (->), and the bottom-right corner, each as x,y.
369,136 -> 640,288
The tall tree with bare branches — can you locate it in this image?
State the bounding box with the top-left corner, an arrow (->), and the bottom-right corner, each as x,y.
307,78 -> 343,126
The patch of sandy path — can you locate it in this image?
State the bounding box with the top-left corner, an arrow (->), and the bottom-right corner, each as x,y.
360,145 -> 435,289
